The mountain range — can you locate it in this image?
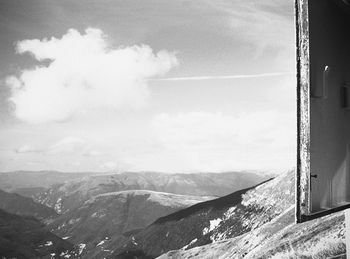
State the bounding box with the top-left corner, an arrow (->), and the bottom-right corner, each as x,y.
0,170 -> 269,258
0,171 -> 97,195
0,170 -> 345,258
29,171 -> 269,214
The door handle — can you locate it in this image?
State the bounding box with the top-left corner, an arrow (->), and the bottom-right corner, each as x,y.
311,65 -> 330,99
322,65 -> 330,99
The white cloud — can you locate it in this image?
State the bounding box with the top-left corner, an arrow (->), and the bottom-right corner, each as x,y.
14,145 -> 40,154
48,137 -> 85,154
150,111 -> 296,172
73,161 -> 81,167
82,150 -> 101,157
14,137 -> 89,156
7,28 -> 178,123
101,161 -> 117,170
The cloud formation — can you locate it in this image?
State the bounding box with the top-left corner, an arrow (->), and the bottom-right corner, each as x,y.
15,137 -> 87,155
47,137 -> 86,154
151,111 -> 296,172
101,161 -> 117,170
14,145 -> 41,154
204,0 -> 295,67
226,0 -> 294,49
7,28 -> 178,123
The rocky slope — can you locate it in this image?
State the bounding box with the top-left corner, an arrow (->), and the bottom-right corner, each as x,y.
48,190 -> 214,258
0,189 -> 57,220
110,170 -> 346,259
33,171 -> 268,214
158,210 -> 344,259
0,209 -> 74,259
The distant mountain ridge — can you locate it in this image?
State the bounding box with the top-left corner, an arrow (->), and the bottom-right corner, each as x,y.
0,171 -> 98,194
30,171 -> 269,213
1,170 -> 285,259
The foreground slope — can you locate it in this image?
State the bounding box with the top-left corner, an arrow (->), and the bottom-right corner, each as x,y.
49,190 -> 214,258
159,210 -> 344,259
157,170 -> 345,259
0,189 -> 57,220
0,209 -> 74,259
34,171 -> 268,213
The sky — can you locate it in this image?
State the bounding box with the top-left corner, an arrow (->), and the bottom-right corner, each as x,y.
0,0 -> 296,173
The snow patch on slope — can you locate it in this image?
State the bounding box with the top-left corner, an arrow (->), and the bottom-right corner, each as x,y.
78,243 -> 86,255
54,197 -> 62,213
203,218 -> 222,235
182,238 -> 198,250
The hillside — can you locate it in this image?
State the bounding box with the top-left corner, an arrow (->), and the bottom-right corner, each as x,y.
0,189 -> 57,220
158,210 -> 344,259
33,171 -> 268,213
48,190 -> 214,258
110,170 -> 346,259
0,209 -> 74,259
109,175 -> 279,258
